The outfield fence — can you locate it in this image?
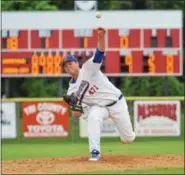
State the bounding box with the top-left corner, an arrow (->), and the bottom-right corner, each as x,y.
2,96 -> 184,102
1,96 -> 184,141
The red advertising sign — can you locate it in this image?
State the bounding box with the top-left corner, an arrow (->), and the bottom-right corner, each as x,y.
134,101 -> 180,136
23,102 -> 69,138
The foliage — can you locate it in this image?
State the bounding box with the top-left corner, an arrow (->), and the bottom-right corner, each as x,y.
121,76 -> 184,96
148,0 -> 184,11
2,0 -> 184,11
167,76 -> 184,96
49,0 -> 74,10
98,0 -> 132,10
23,78 -> 58,97
1,0 -> 58,11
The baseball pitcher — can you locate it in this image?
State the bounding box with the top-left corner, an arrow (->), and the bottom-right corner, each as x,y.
63,27 -> 135,161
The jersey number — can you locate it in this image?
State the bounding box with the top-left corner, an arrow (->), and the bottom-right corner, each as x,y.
89,85 -> 99,95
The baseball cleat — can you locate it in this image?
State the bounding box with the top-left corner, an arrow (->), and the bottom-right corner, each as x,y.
89,149 -> 101,161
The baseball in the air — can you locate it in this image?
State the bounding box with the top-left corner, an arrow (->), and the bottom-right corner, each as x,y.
96,12 -> 102,19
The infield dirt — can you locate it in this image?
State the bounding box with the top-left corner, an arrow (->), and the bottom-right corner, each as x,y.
2,154 -> 184,174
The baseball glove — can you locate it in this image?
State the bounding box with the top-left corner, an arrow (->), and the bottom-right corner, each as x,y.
63,93 -> 83,112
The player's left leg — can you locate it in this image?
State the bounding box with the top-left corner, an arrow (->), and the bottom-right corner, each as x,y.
87,105 -> 109,160
107,97 -> 135,143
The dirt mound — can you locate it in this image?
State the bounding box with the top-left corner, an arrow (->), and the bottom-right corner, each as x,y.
2,154 -> 184,174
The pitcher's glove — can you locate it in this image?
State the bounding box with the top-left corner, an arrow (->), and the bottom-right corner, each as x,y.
63,93 -> 83,112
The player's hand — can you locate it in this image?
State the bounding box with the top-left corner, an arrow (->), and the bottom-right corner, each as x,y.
97,27 -> 106,51
72,111 -> 82,118
97,27 -> 106,37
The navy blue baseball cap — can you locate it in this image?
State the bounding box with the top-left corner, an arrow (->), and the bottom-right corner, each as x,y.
62,54 -> 77,66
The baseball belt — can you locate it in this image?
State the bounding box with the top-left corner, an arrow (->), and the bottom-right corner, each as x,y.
106,94 -> 123,107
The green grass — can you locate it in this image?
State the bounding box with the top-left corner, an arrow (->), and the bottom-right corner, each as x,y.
2,139 -> 184,160
79,168 -> 184,174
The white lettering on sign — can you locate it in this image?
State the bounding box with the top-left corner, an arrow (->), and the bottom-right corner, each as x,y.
27,125 -> 64,133
37,103 -> 67,115
24,105 -> 37,116
24,103 -> 67,116
137,103 -> 177,121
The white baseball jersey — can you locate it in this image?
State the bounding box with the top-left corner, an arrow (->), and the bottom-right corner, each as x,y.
67,57 -> 122,107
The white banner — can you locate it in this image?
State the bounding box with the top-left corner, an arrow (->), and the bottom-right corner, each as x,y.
80,117 -> 119,137
134,101 -> 180,136
1,102 -> 17,139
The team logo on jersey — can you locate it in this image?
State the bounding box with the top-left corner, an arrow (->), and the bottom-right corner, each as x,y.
76,80 -> 90,104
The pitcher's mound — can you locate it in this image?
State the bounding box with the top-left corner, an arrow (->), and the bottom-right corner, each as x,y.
2,154 -> 184,174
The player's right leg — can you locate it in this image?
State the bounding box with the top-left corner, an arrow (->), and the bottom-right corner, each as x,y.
87,105 -> 109,161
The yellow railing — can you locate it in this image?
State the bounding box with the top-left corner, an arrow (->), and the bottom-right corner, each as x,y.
1,96 -> 184,102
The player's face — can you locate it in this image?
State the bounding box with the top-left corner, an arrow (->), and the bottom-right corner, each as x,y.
64,61 -> 79,77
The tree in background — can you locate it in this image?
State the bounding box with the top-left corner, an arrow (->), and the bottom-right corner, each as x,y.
121,76 -> 184,96
22,78 -> 58,97
1,0 -> 58,11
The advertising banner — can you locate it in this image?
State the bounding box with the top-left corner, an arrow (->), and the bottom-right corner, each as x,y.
1,102 -> 17,139
134,101 -> 180,136
23,102 -> 69,138
80,117 -> 119,137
